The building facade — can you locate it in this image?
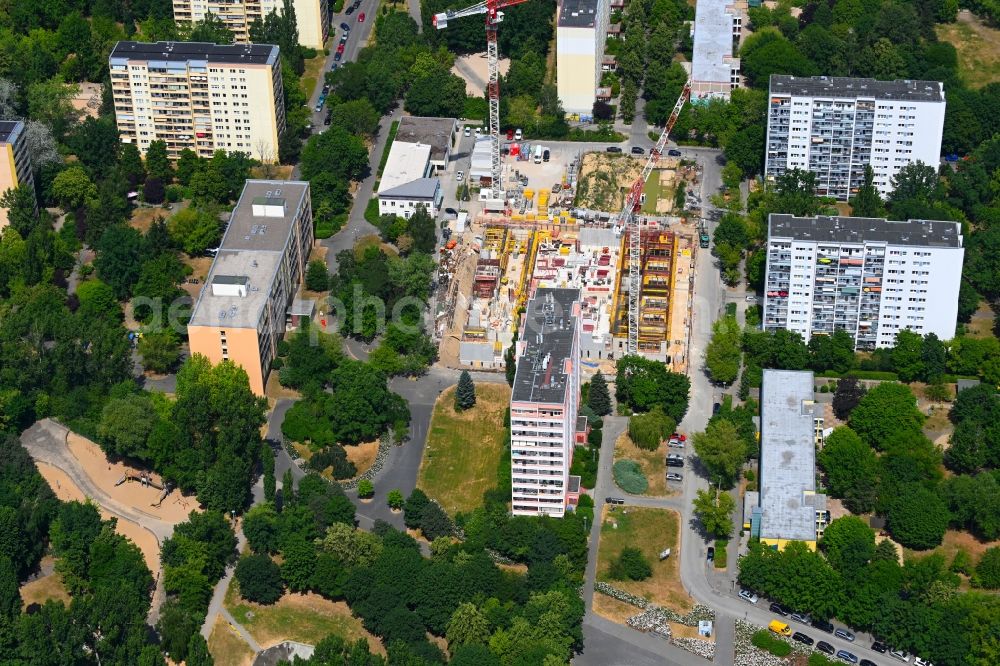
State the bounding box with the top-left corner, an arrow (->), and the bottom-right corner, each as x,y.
110,41 -> 285,161
0,121 -> 35,231
188,180 -> 312,395
765,75 -> 945,200
556,0 -> 609,115
510,288 -> 582,517
172,0 -> 329,49
377,141 -> 441,218
754,369 -> 828,551
764,214 -> 964,350
689,0 -> 745,100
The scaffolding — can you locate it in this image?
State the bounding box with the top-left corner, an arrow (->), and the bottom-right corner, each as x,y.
611,229 -> 678,358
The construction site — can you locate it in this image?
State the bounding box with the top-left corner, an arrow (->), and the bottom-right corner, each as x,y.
435,148 -> 700,375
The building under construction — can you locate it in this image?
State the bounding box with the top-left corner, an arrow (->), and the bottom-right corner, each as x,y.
610,228 -> 694,365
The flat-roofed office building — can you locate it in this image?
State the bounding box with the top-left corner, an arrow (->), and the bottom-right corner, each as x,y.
187,180 -> 312,395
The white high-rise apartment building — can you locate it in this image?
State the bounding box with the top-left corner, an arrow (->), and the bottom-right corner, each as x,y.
764,214 -> 964,350
172,0 -> 329,50
555,0 -> 609,114
765,75 -> 945,200
510,288 -> 582,517
110,41 -> 286,162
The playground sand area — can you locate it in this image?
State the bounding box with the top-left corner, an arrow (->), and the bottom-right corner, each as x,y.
35,434 -> 196,571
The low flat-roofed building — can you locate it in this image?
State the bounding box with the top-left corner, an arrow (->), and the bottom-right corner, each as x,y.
187,180 -> 312,395
395,117 -> 457,172
758,369 -> 828,550
377,141 -> 441,218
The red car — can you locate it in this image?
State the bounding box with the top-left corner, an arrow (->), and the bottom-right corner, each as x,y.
358,11 -> 365,21
336,43 -> 345,54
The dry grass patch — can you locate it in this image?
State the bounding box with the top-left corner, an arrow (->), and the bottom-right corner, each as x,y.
129,206 -> 173,233
250,164 -> 295,180
937,11 -> 1000,89
265,372 -> 302,402
19,565 -> 71,609
596,505 -> 691,613
207,615 -> 255,666
346,440 -> 380,477
613,432 -> 671,497
911,529 -> 1000,565
966,302 -> 996,338
226,583 -> 384,655
418,383 -> 512,516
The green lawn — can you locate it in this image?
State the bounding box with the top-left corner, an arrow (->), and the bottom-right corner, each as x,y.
641,169 -> 673,214
596,506 -> 691,612
417,383 -> 511,516
225,582 -> 383,654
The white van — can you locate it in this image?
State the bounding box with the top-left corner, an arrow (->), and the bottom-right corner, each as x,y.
533,144 -> 543,164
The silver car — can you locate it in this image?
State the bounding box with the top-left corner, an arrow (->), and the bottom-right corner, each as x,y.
738,589 -> 758,604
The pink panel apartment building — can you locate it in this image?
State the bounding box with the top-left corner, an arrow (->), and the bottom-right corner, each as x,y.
510,288 -> 583,517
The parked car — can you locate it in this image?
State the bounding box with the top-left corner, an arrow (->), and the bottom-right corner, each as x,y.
790,612 -> 811,625
515,128 -> 523,140
738,589 -> 758,604
811,618 -> 834,633
792,632 -> 814,646
322,84 -> 330,94
464,126 -> 471,137
665,472 -> 682,482
888,649 -> 911,663
871,642 -> 887,653
605,497 -> 625,505
835,628 -> 856,642
314,102 -> 323,112
769,603 -> 789,617
861,661 -> 878,666
666,458 -> 684,468
346,4 -> 354,13
340,33 -> 348,43
340,21 -> 350,30
706,547 -> 714,562
323,115 -> 331,125
817,641 -> 835,655
336,43 -> 345,53
913,658 -> 933,666
358,11 -> 365,20
334,51 -> 342,61
837,650 -> 858,664
712,402 -> 721,414
667,148 -> 682,156
745,295 -> 757,302
456,170 -> 464,181
631,146 -> 644,154
329,63 -> 339,72
606,146 -> 622,153
768,620 -> 792,637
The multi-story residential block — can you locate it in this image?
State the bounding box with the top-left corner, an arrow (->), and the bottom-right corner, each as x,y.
510,288 -> 584,517
765,75 -> 945,200
188,180 -> 312,395
0,120 -> 35,230
689,0 -> 745,100
172,0 -> 329,50
556,0 -> 609,115
109,41 -> 286,161
764,214 -> 964,349
745,369 -> 828,551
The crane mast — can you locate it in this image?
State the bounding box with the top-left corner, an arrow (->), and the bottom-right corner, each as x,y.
611,81 -> 691,355
434,0 -> 528,202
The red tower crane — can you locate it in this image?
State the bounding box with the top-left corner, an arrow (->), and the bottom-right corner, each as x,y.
433,0 -> 529,202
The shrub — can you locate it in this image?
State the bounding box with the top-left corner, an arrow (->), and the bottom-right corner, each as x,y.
612,460 -> 648,494
628,407 -> 675,451
234,554 -> 284,604
387,489 -> 404,510
951,548 -> 974,576
420,502 -> 454,541
713,539 -> 728,570
357,479 -> 374,498
751,629 -> 792,657
570,445 -> 598,488
308,445 -> 357,480
977,546 -> 1000,589
609,547 -> 652,581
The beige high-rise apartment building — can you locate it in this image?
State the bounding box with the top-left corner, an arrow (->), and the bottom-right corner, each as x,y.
0,120 -> 35,231
172,0 -> 329,50
188,180 -> 313,395
109,41 -> 286,162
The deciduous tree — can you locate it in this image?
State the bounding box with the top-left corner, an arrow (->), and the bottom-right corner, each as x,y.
692,488 -> 735,539
692,420 -> 746,488
849,382 -> 924,450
